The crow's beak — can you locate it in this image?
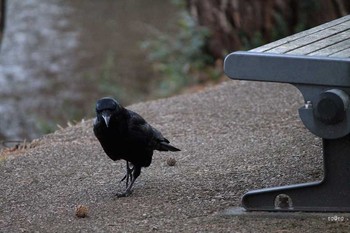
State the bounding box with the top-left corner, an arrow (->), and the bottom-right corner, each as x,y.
102,112 -> 111,128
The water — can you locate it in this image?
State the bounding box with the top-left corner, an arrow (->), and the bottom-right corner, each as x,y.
0,0 -> 179,140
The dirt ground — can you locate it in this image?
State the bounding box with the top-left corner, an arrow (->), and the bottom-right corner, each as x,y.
1,81 -> 350,232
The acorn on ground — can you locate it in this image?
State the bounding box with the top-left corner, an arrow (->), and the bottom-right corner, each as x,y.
75,205 -> 88,218
166,157 -> 177,166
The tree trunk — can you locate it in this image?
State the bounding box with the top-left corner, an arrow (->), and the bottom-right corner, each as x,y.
186,0 -> 350,59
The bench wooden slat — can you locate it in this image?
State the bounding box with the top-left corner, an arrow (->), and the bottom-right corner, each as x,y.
266,21 -> 350,54
286,29 -> 350,56
308,39 -> 350,57
329,47 -> 350,58
251,15 -> 350,55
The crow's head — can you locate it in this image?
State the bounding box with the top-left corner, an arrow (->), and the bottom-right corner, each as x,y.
95,97 -> 123,127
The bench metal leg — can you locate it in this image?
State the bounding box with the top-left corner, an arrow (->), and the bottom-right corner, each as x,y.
242,134 -> 350,212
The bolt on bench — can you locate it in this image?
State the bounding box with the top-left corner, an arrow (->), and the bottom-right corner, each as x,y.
224,15 -> 350,212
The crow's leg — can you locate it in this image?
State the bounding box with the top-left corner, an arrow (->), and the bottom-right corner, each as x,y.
125,162 -> 133,187
116,165 -> 141,198
119,161 -> 133,187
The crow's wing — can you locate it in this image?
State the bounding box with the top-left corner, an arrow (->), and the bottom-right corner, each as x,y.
150,125 -> 180,151
126,110 -> 180,151
126,110 -> 159,147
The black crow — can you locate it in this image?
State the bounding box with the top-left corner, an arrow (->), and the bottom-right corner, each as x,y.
93,97 -> 180,197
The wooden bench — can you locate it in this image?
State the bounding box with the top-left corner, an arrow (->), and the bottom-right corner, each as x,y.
224,15 -> 350,212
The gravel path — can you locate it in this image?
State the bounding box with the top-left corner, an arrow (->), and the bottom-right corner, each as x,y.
1,81 -> 349,232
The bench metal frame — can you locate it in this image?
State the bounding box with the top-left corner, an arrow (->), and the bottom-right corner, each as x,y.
224,51 -> 350,212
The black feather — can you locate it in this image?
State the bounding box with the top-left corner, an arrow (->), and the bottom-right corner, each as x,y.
157,141 -> 181,151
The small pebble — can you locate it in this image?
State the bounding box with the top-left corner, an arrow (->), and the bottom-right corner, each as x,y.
75,205 -> 88,218
166,157 -> 177,166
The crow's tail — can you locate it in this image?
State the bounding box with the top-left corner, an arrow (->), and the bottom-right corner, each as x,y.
157,141 -> 181,152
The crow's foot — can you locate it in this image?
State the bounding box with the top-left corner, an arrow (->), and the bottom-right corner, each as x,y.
115,189 -> 133,198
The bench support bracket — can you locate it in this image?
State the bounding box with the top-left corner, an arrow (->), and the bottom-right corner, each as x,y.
224,51 -> 350,212
242,134 -> 350,212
